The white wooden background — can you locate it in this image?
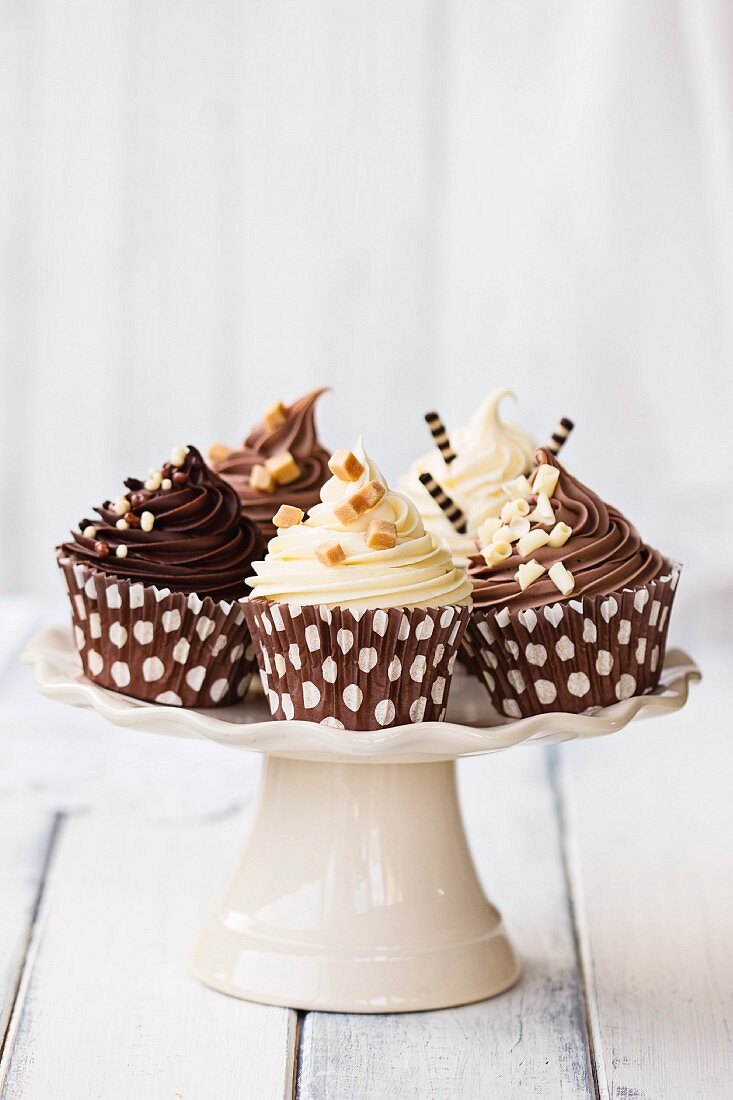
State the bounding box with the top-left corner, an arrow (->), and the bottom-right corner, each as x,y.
0,600 -> 731,1098
1,0 -> 733,647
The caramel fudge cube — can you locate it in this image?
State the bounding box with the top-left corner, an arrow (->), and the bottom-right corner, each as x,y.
208,443 -> 231,465
333,480 -> 385,525
264,401 -> 288,431
328,449 -> 365,482
250,464 -> 275,493
273,504 -> 304,529
265,450 -> 300,486
315,541 -> 346,566
365,519 -> 397,550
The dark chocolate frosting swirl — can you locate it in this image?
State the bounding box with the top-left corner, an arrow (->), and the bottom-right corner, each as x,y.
469,448 -> 666,611
213,389 -> 330,541
60,446 -> 261,601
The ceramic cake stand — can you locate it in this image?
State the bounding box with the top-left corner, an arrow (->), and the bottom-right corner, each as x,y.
23,627 -> 699,1014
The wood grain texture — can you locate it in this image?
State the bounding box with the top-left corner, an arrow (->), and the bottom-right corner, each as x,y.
0,805 -> 57,1056
558,654 -> 733,1100
298,746 -> 593,1099
0,810 -> 297,1100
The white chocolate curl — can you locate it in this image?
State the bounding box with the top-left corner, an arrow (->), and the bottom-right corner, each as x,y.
548,521 -> 572,548
532,464 -> 560,498
501,498 -> 530,524
482,540 -> 512,567
248,439 -> 473,610
528,492 -> 555,526
477,516 -> 501,545
548,561 -> 575,595
517,528 -> 550,558
515,559 -> 546,591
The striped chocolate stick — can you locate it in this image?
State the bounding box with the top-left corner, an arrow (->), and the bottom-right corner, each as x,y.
546,417 -> 574,457
418,472 -> 467,534
424,411 -> 457,466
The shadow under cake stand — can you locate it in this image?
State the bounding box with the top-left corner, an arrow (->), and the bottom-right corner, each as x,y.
23,627 -> 700,1014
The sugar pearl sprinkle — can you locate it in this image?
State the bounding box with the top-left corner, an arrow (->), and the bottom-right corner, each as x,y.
477,461 -> 574,594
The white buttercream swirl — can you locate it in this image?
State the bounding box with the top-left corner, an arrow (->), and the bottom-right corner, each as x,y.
399,390 -> 536,566
247,440 -> 472,610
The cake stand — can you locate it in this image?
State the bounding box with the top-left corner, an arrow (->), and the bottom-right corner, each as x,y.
23,626 -> 700,1014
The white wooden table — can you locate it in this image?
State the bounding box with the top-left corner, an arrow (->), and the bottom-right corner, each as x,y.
0,599 -> 730,1099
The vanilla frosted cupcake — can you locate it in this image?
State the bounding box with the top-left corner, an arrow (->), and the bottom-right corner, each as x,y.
466,448 -> 681,716
243,440 -> 472,730
399,390 -> 536,567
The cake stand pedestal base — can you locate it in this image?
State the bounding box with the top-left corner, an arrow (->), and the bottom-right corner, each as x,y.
191,755 -> 520,1013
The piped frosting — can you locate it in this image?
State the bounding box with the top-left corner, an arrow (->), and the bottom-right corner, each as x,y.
60,446 -> 260,601
468,448 -> 666,611
400,390 -> 536,566
212,389 -> 331,540
248,440 -> 472,610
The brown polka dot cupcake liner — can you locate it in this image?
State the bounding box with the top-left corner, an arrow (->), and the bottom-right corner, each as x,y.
57,555 -> 257,707
465,562 -> 681,717
242,600 -> 471,731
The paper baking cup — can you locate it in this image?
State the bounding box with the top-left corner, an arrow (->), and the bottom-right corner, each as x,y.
242,600 -> 471,731
465,563 -> 681,717
57,556 -> 257,707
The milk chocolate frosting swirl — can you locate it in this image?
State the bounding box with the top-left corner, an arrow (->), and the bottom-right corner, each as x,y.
60,446 -> 261,601
213,389 -> 331,541
469,449 -> 666,611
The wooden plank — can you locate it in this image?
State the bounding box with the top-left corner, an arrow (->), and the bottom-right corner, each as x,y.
557,653 -> 732,1099
0,804 -> 57,1056
0,809 -> 297,1100
299,746 -> 592,1099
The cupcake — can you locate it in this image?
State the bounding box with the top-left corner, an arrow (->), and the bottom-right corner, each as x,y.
243,440 -> 473,730
399,390 -> 537,567
57,446 -> 262,707
209,388 -> 331,544
465,448 -> 681,716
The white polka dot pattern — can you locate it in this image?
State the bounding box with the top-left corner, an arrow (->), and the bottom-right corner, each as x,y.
109,622 -> 127,648
375,699 -> 395,726
322,657 -> 338,683
87,651 -> 104,675
142,657 -> 165,682
525,644 -> 547,667
342,684 -> 363,712
466,564 -> 680,717
615,674 -> 636,700
162,610 -> 181,633
241,601 -> 470,730
302,682 -> 321,709
133,620 -> 154,645
58,559 -> 257,708
111,661 -> 130,687
567,672 -> 590,697
595,651 -> 614,676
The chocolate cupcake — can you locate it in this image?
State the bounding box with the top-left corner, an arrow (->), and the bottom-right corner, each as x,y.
57,446 -> 262,707
210,389 -> 331,544
243,441 -> 473,730
399,390 -> 537,567
465,448 -> 681,716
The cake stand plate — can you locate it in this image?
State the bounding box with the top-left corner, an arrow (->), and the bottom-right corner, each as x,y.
23,627 -> 700,1014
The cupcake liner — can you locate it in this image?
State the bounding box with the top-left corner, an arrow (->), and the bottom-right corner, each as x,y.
242,600 -> 471,731
57,555 -> 257,707
465,563 -> 681,717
